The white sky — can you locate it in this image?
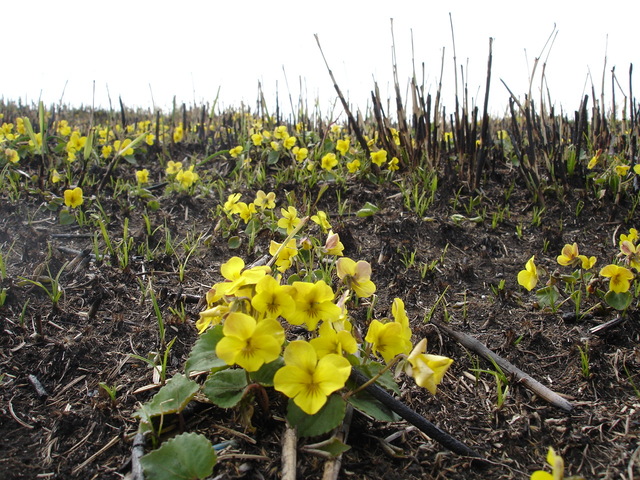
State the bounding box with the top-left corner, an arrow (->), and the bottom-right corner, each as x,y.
4,1 -> 638,118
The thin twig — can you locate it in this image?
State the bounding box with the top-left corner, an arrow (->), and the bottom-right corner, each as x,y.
433,320 -> 573,412
281,424 -> 297,480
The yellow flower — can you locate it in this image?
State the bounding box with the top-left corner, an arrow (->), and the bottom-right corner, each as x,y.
165,160 -> 183,175
273,125 -> 289,140
114,139 -> 134,156
270,141 -> 280,151
224,193 -> 242,215
321,153 -> 338,171
173,124 -> 184,143
251,275 -> 295,319
196,304 -> 229,333
63,187 -> 84,208
365,320 -> 410,363
283,136 -> 297,150
322,230 -> 344,256
587,149 -> 602,169
4,148 -> 19,164
310,321 -> 357,358
292,147 -> 308,162
50,169 -> 62,184
311,210 -> 331,232
254,190 -> 276,209
215,312 -> 284,372
336,257 -> 376,298
336,138 -> 350,156
285,280 -> 341,331
619,240 -> 640,271
176,165 -> 198,188
145,133 -> 155,146
599,264 -> 634,293
101,145 -> 112,159
370,149 -> 387,167
615,165 -> 630,176
530,447 -> 565,480
229,145 -> 244,158
620,228 -> 638,245
251,133 -> 263,146
405,338 -> 453,394
634,164 -> 640,175
347,159 -> 361,173
136,169 -> 149,184
56,120 -> 71,136
236,202 -> 256,223
517,256 -> 538,291
269,238 -> 299,273
387,157 -> 400,171
274,340 -> 351,415
277,206 -> 301,234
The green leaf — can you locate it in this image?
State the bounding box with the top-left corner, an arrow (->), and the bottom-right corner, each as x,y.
228,236 -> 242,249
140,432 -> 217,480
133,374 -> 199,424
356,201 -> 379,217
250,357 -> 284,387
185,326 -> 226,375
286,394 -> 346,438
535,285 -> 559,308
604,290 -> 632,311
59,209 -> 76,225
303,436 -> 351,457
147,200 -> 161,211
203,369 -> 248,408
267,149 -> 281,165
347,391 -> 400,422
358,364 -> 401,395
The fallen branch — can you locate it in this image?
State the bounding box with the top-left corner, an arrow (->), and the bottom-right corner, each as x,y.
349,368 -> 482,458
432,320 -> 573,413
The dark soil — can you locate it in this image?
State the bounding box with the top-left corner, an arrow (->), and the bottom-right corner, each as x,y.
1,157 -> 639,480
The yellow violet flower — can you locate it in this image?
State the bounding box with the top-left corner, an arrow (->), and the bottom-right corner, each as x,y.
274,340 -> 351,415
269,238 -> 299,273
311,210 -> 331,232
336,138 -> 350,156
251,275 -> 295,319
619,240 -> 640,270
556,243 -> 596,270
517,256 -> 538,291
283,136 -> 297,150
286,280 -> 341,331
166,160 -> 183,175
336,257 -> 376,298
176,165 -> 198,188
292,147 -> 308,162
310,321 -> 358,358
405,338 -> 453,395
236,202 -> 256,223
370,149 -> 387,167
347,159 -> 361,173
224,193 -> 242,215
321,153 -> 338,171
101,145 -> 112,159
634,164 -> 640,175
251,133 -> 263,146
530,447 -> 567,480
322,230 -> 344,256
615,165 -> 630,176
196,304 -> 229,334
213,256 -> 270,299
599,264 -> 634,293
63,187 -> 84,208
136,169 -> 150,184
215,312 -> 284,372
365,320 -> 410,363
254,190 -> 276,210
229,145 -> 244,158
620,228 -> 638,245
277,206 -> 301,234
387,157 -> 400,171
273,125 -> 289,140
4,148 -> 19,164
587,149 -> 601,169
50,169 -> 62,184
173,124 -> 184,143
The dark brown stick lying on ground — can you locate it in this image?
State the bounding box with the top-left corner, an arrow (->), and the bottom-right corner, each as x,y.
349,368 -> 482,458
432,320 -> 574,413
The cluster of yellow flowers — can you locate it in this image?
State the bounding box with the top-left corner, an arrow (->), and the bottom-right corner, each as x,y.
197,236 -> 453,416
518,228 -> 639,295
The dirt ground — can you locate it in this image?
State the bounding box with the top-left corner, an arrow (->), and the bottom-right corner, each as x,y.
1,154 -> 639,479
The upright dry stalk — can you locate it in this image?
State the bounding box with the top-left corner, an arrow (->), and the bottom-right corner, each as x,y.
474,37 -> 493,189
